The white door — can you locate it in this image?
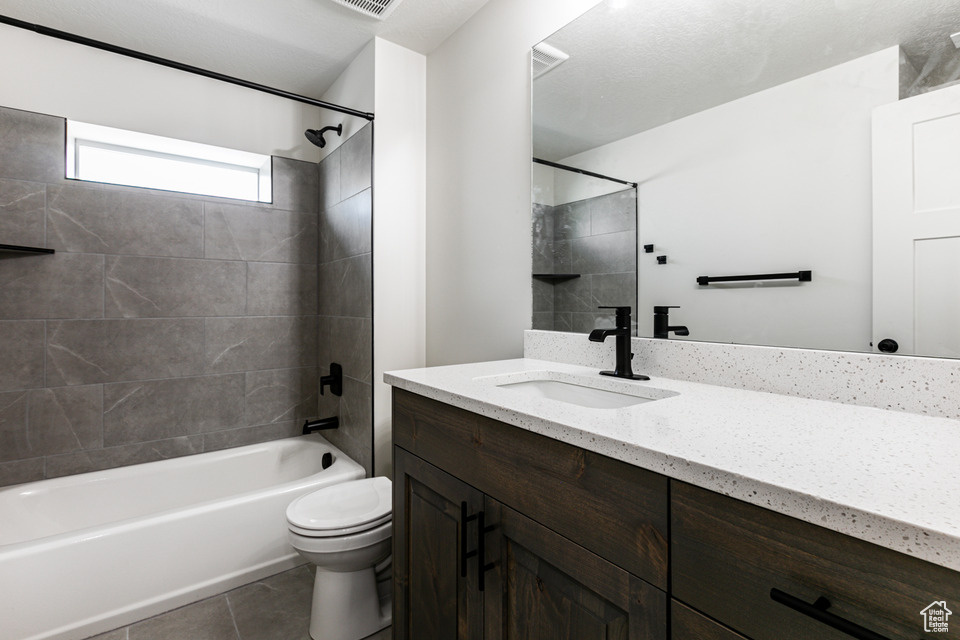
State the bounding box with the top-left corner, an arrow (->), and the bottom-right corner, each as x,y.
873,83 -> 960,358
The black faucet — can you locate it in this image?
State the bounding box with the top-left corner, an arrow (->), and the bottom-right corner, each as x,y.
588,306 -> 649,380
302,416 -> 339,434
653,306 -> 689,339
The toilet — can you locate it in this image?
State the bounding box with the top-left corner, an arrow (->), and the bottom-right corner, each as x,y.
286,477 -> 393,640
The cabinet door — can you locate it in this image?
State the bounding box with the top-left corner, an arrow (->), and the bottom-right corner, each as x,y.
483,499 -> 666,640
394,448 -> 484,640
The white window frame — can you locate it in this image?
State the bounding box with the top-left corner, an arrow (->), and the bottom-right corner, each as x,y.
66,121 -> 272,203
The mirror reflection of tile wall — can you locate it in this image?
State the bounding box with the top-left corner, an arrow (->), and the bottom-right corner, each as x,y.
533,187 -> 637,335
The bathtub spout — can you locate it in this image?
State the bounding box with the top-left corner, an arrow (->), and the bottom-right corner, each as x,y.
303,417 -> 339,434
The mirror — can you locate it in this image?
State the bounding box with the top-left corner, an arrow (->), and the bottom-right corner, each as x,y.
531,0 -> 960,358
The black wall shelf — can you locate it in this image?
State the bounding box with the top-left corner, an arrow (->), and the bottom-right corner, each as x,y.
533,273 -> 581,282
0,244 -> 55,255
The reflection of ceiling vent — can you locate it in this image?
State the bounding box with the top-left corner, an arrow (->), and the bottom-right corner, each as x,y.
532,42 -> 570,80
329,0 -> 404,20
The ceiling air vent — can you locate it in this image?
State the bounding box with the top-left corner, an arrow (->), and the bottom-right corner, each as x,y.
532,42 -> 570,80
329,0 -> 404,20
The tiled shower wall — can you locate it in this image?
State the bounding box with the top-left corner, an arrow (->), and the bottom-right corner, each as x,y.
0,104 -> 338,487
532,189 -> 637,333
316,124 -> 374,475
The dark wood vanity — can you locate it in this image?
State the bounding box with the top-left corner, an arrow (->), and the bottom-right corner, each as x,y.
392,388 -> 960,639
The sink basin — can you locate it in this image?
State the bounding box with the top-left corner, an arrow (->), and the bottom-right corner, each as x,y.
498,380 -> 655,408
488,372 -> 678,409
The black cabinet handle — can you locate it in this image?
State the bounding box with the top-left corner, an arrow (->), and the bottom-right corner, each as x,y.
770,589 -> 891,640
460,502 -> 478,578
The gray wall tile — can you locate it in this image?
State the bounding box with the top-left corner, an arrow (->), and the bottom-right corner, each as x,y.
340,124 -> 372,200
554,201 -> 591,240
554,275 -> 593,313
47,184 -> 204,257
0,458 -> 44,487
318,254 -> 372,318
571,230 -> 636,275
318,148 -> 341,211
532,203 -> 555,274
204,316 -> 318,374
317,315 -> 332,373
532,312 -> 554,331
327,317 -> 372,384
591,190 -> 637,235
0,106 -> 64,183
0,321 -> 44,392
319,188 -> 371,263
205,202 -> 318,264
532,278 -> 554,314
0,179 -> 46,246
202,422 -> 300,453
0,253 -> 104,319
26,385 -> 103,457
0,391 -> 28,462
103,374 -> 245,446
323,377 -> 372,475
44,435 -> 203,478
105,256 -> 245,318
272,157 -> 319,214
592,272 -> 637,312
244,368 -> 318,427
246,262 -> 318,316
46,319 -> 205,386
0,104 -> 345,484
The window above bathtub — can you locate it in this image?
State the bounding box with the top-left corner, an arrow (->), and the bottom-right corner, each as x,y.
66,121 -> 272,203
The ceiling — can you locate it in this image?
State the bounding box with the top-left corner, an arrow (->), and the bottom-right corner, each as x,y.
0,0 -> 490,102
534,0 -> 960,160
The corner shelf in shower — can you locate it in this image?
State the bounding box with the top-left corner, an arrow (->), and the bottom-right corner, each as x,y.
0,243 -> 55,255
533,273 -> 581,282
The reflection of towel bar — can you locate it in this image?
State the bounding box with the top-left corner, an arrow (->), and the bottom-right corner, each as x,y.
697,270 -> 812,286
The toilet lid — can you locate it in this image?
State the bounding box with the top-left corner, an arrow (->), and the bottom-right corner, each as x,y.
286,477 -> 392,534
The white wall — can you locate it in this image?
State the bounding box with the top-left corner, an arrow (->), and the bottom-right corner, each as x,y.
319,40 -> 376,159
562,47 -> 900,352
425,0 -> 602,366
0,22 -> 326,161
372,38 -> 427,477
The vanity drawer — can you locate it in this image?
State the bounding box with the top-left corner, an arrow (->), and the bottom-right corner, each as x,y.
671,601 -> 748,640
392,388 -> 669,589
671,480 -> 960,640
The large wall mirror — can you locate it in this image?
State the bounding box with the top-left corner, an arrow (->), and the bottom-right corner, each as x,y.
531,0 -> 960,358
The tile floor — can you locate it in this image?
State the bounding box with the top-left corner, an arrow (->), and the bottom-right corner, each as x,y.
87,565 -> 391,640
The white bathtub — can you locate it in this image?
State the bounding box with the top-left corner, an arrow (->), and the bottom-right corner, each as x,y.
0,434 -> 365,640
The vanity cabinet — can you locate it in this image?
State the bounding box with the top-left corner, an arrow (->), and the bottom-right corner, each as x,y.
392,388 -> 960,640
671,481 -> 960,640
392,388 -> 668,639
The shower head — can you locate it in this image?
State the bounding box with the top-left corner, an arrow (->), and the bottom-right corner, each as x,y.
305,124 -> 343,148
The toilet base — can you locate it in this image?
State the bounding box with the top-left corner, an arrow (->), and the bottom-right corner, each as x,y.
309,566 -> 391,640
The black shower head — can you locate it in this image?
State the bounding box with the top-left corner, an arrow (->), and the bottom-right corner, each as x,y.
305,124 -> 343,148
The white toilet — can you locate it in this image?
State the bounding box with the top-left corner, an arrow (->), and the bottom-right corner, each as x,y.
286,477 -> 393,640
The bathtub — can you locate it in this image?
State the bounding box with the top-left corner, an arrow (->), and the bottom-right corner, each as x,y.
0,434 -> 365,640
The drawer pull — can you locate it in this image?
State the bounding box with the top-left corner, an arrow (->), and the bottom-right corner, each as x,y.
769,589 -> 891,640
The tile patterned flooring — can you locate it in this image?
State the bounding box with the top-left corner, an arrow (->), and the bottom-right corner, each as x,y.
87,565 -> 391,640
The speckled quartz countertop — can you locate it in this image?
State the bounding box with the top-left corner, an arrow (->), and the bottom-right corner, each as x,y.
385,358 -> 960,572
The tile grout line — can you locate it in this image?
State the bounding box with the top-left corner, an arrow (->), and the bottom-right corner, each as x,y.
223,593 -> 243,640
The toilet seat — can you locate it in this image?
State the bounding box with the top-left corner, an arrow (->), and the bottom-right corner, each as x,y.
287,477 -> 392,538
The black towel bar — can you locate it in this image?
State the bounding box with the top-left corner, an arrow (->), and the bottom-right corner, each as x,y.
697,270 -> 811,286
